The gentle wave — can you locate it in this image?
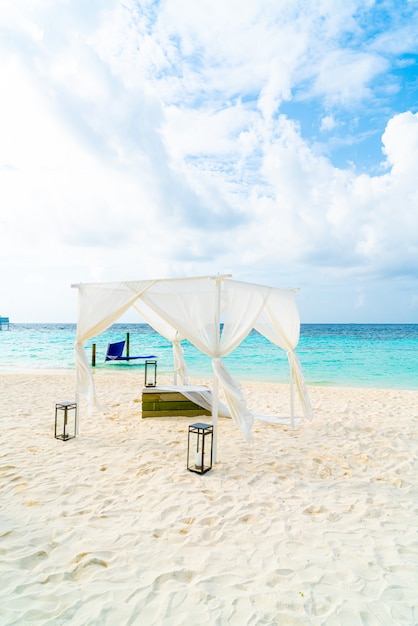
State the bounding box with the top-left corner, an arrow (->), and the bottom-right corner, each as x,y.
1,323 -> 417,389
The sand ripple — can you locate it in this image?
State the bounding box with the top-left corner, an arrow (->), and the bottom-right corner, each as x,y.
1,374 -> 418,624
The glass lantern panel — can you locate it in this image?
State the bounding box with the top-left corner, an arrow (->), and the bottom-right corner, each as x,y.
145,360 -> 157,387
187,424 -> 213,474
55,402 -> 77,440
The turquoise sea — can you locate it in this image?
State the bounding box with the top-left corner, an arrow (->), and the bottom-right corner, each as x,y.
0,324 -> 417,390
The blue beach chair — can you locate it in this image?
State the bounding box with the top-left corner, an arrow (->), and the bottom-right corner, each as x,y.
105,340 -> 156,362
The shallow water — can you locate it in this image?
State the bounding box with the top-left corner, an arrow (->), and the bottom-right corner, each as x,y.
1,323 -> 417,389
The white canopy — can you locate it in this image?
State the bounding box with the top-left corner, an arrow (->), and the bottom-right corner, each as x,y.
73,275 -> 313,458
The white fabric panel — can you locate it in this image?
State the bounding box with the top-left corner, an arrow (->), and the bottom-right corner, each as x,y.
72,277 -> 313,442
212,358 -> 254,442
172,339 -> 189,385
254,288 -> 300,350
74,342 -> 107,417
143,385 -> 230,417
132,300 -> 189,384
180,386 -> 229,416
132,298 -> 182,342
76,281 -> 152,341
141,278 -> 219,356
75,281 -> 153,413
136,278 -> 219,387
211,279 -> 274,440
286,350 -> 313,421
220,279 -> 271,355
254,288 -> 313,421
139,278 -> 258,439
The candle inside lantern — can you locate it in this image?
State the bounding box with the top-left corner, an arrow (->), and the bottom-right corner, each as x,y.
187,423 -> 212,474
55,402 -> 77,442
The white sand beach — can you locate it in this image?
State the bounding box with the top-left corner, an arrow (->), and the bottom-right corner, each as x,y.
1,371 -> 417,625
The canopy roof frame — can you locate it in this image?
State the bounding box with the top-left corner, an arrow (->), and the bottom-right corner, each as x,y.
72,275 -> 313,461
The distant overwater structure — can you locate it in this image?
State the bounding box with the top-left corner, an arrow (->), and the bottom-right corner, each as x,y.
0,316 -> 10,331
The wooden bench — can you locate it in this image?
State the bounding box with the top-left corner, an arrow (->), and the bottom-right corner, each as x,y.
142,388 -> 212,418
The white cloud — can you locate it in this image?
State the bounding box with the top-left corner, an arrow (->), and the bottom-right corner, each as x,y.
381,111 -> 418,178
310,49 -> 388,105
1,0 -> 417,322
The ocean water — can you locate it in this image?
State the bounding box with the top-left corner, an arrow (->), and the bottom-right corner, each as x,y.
0,323 -> 417,390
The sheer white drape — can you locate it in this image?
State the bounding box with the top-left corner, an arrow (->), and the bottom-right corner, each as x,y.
216,280 -> 272,439
140,278 -> 271,441
74,281 -> 154,414
212,358 -> 254,441
73,277 -> 313,443
254,289 -> 313,421
220,280 -> 271,354
132,300 -> 189,384
149,385 -> 230,417
140,278 -> 219,354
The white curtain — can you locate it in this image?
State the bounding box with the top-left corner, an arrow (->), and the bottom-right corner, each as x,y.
132,300 -> 189,384
139,278 -> 271,441
74,281 -> 154,413
212,358 -> 254,441
254,288 -> 313,421
140,278 -> 219,354
73,277 -> 312,441
220,279 -> 271,354
217,280 -> 272,439
151,385 -> 230,417
172,338 -> 189,385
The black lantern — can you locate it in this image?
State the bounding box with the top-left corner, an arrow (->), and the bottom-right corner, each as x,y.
145,359 -> 157,387
187,422 -> 213,474
55,401 -> 77,441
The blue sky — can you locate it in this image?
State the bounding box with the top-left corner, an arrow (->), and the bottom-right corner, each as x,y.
1,0 -> 418,323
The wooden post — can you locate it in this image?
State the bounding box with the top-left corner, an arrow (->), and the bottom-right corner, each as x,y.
92,343 -> 96,367
126,332 -> 130,358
